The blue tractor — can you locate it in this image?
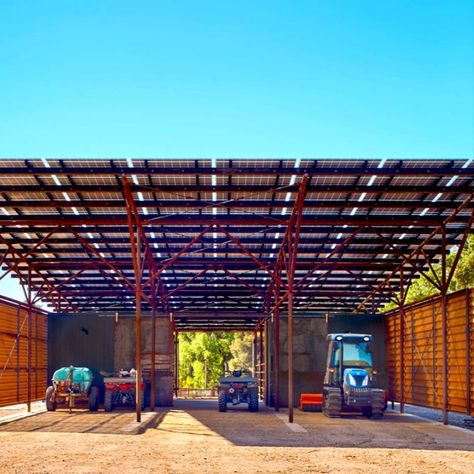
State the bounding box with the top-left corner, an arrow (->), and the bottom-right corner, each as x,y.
323,334 -> 385,419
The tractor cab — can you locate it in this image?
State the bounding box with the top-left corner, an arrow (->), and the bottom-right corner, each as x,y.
324,333 -> 375,386
323,333 -> 385,419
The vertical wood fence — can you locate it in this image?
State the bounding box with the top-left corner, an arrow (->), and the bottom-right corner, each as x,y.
386,289 -> 473,416
0,295 -> 48,407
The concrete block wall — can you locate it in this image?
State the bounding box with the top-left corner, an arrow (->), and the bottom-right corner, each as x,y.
49,313 -> 174,406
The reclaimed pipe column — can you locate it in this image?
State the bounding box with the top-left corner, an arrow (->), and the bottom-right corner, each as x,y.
149,273 -> 157,411
399,266 -> 405,414
174,332 -> 179,397
259,324 -> 264,399
287,289 -> 294,422
274,307 -> 280,411
466,289 -> 471,416
252,331 -> 257,377
441,224 -> 448,425
264,320 -> 269,405
150,305 -> 156,412
135,230 -> 142,423
27,266 -> 32,412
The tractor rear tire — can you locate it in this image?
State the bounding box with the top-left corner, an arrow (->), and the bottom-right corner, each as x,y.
323,389 -> 342,418
45,386 -> 56,411
218,391 -> 227,412
88,386 -> 99,412
248,390 -> 259,412
104,391 -> 113,412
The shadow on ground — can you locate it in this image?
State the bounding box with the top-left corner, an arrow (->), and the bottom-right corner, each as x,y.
156,398 -> 474,451
0,409 -> 165,435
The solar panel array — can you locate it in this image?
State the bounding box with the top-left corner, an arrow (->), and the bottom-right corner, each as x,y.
0,158 -> 472,329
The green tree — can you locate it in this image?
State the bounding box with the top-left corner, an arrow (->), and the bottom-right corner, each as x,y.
383,235 -> 474,310
178,332 -> 234,388
228,333 -> 254,372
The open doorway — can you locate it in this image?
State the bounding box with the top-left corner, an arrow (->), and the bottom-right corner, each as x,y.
176,332 -> 256,399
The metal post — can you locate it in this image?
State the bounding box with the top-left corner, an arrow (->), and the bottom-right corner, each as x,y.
150,305 -> 156,412
288,289 -> 294,422
274,307 -> 280,411
259,324 -> 264,400
27,266 -> 32,412
135,230 -> 142,422
174,332 -> 179,397
252,331 -> 257,377
441,225 -> 448,425
466,289 -> 471,416
399,267 -> 405,414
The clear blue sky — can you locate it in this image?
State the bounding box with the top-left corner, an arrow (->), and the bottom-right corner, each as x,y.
0,0 -> 473,159
0,1 -> 473,302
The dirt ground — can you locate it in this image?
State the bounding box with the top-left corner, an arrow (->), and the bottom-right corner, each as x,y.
0,399 -> 473,473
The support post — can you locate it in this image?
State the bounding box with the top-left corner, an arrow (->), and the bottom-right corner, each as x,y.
274,307 -> 280,411
252,331 -> 257,377
399,266 -> 405,414
150,303 -> 156,412
135,229 -> 142,423
27,266 -> 32,412
174,332 -> 179,397
441,224 -> 448,425
287,288 -> 294,422
259,324 -> 264,400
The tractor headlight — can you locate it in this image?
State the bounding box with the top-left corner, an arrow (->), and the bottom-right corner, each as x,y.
362,375 -> 369,387
348,373 -> 356,386
229,387 -> 235,394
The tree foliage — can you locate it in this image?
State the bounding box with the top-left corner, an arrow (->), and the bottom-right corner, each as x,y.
384,235 -> 474,310
178,331 -> 254,388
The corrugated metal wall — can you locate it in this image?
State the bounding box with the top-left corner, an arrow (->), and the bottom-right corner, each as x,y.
386,289 -> 473,416
0,296 -> 48,407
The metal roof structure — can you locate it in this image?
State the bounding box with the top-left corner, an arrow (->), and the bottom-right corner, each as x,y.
0,158 -> 473,330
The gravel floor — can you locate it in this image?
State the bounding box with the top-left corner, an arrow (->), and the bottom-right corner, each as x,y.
386,402 -> 474,431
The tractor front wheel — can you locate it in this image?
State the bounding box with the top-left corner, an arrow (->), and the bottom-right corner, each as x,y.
104,391 -> 113,412
88,386 -> 99,411
218,390 -> 227,412
45,386 -> 56,411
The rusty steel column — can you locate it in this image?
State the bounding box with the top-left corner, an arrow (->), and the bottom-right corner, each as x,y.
174,331 -> 179,397
27,266 -> 32,412
287,289 -> 294,422
135,230 -> 142,422
264,319 -> 269,405
150,305 -> 156,412
399,267 -> 405,414
274,307 -> 280,411
466,289 -> 472,416
252,331 -> 257,377
259,324 -> 264,400
441,224 -> 448,425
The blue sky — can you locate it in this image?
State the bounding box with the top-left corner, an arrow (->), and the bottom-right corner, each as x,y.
0,1 -> 473,159
0,1 -> 473,302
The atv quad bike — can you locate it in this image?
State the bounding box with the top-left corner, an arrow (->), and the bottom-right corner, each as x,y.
103,369 -> 146,412
218,369 -> 259,412
45,366 -> 99,412
323,334 -> 385,419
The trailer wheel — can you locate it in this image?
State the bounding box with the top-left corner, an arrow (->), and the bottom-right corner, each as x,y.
45,386 -> 56,411
88,386 -> 99,411
218,390 -> 227,412
104,391 -> 113,412
248,390 -> 259,412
